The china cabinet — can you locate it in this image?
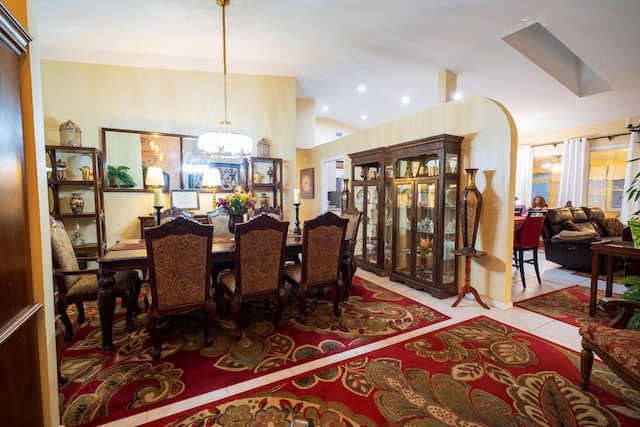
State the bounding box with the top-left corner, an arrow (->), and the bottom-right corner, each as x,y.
388,134 -> 463,298
247,156 -> 283,215
349,147 -> 393,276
46,145 -> 107,257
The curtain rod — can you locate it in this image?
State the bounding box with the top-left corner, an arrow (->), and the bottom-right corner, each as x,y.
527,131 -> 631,148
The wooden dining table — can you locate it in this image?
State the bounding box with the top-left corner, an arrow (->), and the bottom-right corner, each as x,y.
95,235 -> 352,350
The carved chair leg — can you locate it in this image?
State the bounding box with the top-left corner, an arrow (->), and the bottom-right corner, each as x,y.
146,311 -> 161,360
76,301 -> 86,325
333,281 -> 343,318
231,300 -> 242,340
55,317 -> 68,385
297,286 -> 307,324
57,299 -> 74,341
124,291 -> 135,332
580,340 -> 594,391
275,292 -> 286,329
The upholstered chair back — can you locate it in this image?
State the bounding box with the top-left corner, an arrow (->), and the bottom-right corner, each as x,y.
207,207 -> 233,240
50,217 -> 81,289
303,212 -> 349,286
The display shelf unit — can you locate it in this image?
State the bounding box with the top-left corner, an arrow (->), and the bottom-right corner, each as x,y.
349,147 -> 393,276
247,157 -> 283,215
388,134 -> 463,298
46,145 -> 107,257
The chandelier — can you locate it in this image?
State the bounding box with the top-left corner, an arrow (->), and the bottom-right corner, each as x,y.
198,0 -> 253,158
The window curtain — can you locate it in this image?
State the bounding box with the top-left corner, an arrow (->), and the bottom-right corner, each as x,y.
620,131 -> 640,223
557,138 -> 589,207
515,145 -> 532,207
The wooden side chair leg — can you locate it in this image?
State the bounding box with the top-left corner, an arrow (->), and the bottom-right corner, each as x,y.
580,339 -> 594,391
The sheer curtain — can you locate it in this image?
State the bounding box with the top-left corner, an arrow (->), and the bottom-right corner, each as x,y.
557,138 -> 589,207
620,131 -> 640,223
515,145 -> 532,207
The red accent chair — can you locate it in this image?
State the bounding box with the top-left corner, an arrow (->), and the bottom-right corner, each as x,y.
513,213 -> 546,288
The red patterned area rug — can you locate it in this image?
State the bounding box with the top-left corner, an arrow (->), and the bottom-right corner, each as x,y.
143,316 -> 640,427
58,276 -> 449,426
514,285 -> 620,327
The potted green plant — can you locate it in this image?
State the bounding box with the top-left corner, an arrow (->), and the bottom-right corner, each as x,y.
615,275 -> 640,330
107,165 -> 136,188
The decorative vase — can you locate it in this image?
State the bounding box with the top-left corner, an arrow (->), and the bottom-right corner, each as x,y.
228,213 -> 244,234
341,179 -> 350,210
459,168 -> 482,253
70,193 -> 85,215
628,220 -> 640,248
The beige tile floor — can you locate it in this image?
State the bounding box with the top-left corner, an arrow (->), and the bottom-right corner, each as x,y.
98,253 -> 628,427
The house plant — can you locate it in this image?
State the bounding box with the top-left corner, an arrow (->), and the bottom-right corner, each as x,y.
217,192 -> 257,233
107,165 -> 136,188
616,275 -> 640,330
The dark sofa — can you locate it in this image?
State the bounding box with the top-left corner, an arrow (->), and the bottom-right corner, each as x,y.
541,206 -> 625,272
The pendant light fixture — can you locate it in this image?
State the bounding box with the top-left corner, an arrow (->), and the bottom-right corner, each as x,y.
198,0 -> 253,158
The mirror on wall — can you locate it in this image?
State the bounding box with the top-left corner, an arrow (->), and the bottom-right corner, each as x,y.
102,128 -> 245,192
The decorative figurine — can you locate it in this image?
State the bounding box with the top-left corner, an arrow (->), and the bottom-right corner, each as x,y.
267,166 -> 274,183
56,159 -> 67,180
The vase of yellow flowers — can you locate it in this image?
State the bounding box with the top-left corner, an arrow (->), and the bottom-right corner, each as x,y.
217,192 -> 257,234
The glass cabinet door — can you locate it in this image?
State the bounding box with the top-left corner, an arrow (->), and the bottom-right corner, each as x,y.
353,184 -> 365,260
394,182 -> 412,276
443,177 -> 457,283
366,185 -> 379,263
416,181 -> 436,282
384,180 -> 393,270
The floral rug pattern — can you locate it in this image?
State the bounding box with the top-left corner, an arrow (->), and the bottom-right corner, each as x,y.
58,277 -> 448,426
514,285 -> 620,327
151,316 -> 640,427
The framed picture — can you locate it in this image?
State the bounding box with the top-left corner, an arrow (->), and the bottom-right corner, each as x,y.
300,168 -> 314,199
215,163 -> 241,191
170,190 -> 200,210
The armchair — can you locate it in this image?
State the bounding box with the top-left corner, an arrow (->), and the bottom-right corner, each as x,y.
50,217 -> 141,340
579,297 -> 640,392
283,212 -> 348,324
217,213 -> 289,339
144,216 -> 215,360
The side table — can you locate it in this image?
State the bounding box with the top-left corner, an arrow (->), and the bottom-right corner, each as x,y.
451,249 -> 490,309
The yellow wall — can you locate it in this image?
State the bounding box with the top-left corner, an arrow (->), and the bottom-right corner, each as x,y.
41,60 -> 298,246
301,96 -> 518,308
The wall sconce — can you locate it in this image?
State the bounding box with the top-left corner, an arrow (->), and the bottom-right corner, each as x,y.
145,166 -> 165,224
201,168 -> 222,211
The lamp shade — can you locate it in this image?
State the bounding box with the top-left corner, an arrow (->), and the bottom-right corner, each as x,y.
201,168 -> 222,187
145,166 -> 164,187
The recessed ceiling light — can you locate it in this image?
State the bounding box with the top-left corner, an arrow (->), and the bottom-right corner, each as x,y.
361,114 -> 367,120
401,96 -> 410,104
322,106 -> 328,112
358,85 -> 366,92
453,92 -> 463,100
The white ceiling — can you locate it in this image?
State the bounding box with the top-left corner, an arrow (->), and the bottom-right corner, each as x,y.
34,0 -> 640,138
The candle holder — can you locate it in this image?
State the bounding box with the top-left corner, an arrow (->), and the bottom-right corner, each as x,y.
293,203 -> 301,235
153,205 -> 163,226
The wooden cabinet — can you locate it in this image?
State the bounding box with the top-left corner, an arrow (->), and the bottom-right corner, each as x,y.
349,147 -> 393,276
46,146 -> 107,257
247,156 -> 283,214
389,134 -> 463,298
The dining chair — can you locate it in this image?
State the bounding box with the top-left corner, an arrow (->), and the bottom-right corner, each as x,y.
207,207 -> 233,241
251,205 -> 282,220
160,206 -> 194,224
50,216 -> 141,341
144,216 -> 215,359
513,212 -> 547,288
340,206 -> 362,298
283,211 -> 349,324
217,213 -> 290,339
